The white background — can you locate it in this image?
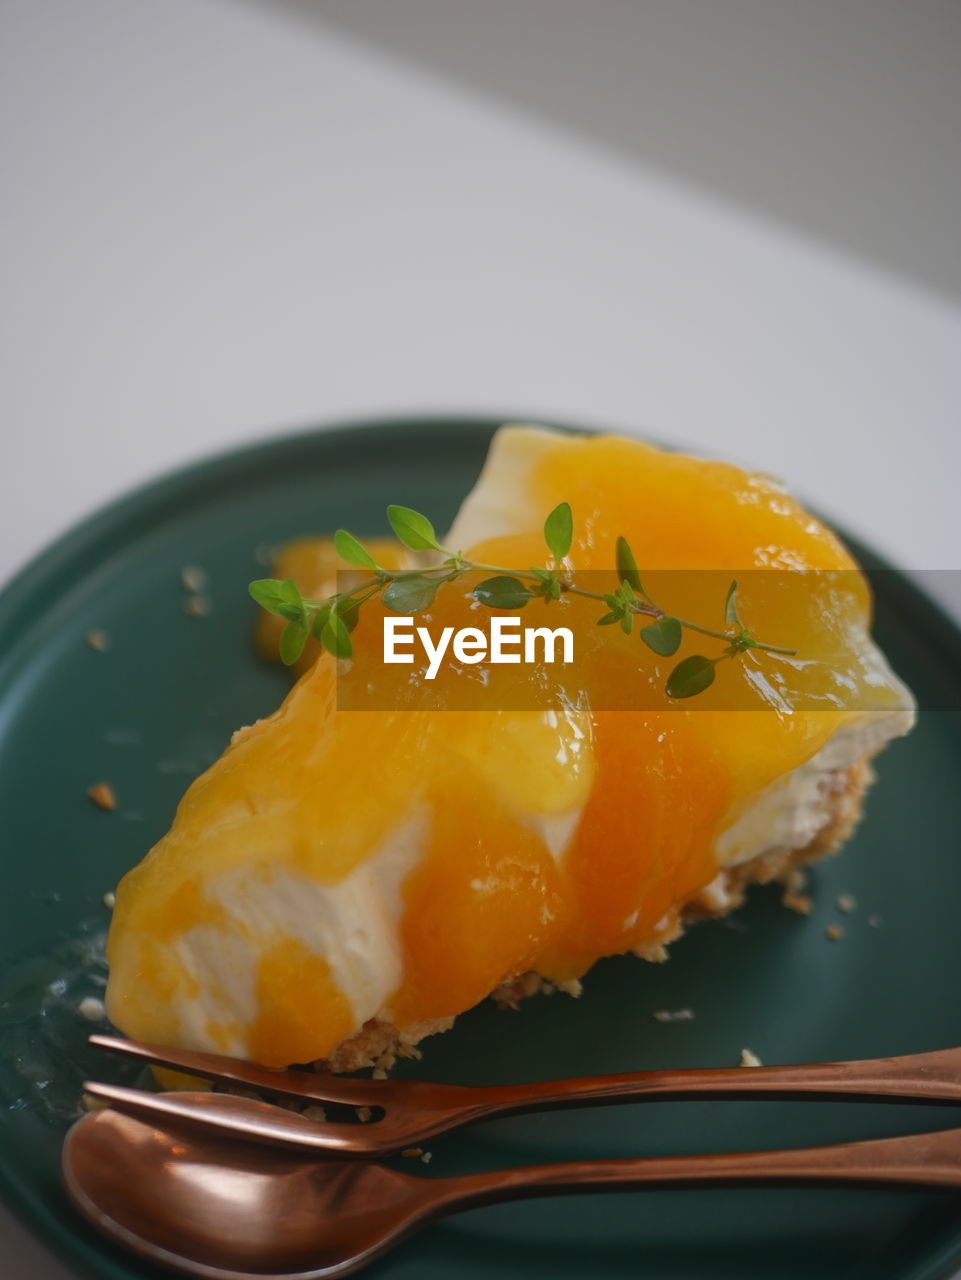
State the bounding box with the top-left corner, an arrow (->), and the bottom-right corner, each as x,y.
1,1 -> 960,1275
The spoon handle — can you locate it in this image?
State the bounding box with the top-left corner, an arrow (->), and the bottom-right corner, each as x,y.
474,1046 -> 961,1116
443,1126 -> 961,1211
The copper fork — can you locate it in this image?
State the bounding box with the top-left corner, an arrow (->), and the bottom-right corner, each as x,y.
87,1035 -> 961,1159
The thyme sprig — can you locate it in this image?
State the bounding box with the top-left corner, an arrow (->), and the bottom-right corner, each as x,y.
250,503 -> 797,698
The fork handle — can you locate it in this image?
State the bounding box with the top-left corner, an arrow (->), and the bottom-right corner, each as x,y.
474,1047 -> 961,1117
441,1126 -> 961,1211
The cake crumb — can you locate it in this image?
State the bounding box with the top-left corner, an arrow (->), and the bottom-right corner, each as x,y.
88,781 -> 118,811
103,890 -> 116,909
372,1067 -> 388,1080
867,914 -> 883,928
301,1105 -> 328,1123
78,996 -> 106,1022
739,1048 -> 763,1068
653,1008 -> 694,1023
374,1047 -> 398,1074
836,893 -> 858,914
420,1151 -> 432,1164
183,595 -> 211,618
556,978 -> 583,998
356,1106 -> 372,1123
782,890 -> 813,916
180,564 -> 208,593
635,944 -> 669,964
85,628 -> 110,652
401,1147 -> 423,1159
825,924 -> 845,941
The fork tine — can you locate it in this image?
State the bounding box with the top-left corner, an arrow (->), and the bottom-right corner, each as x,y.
81,1081 -> 384,1156
88,1034 -> 387,1106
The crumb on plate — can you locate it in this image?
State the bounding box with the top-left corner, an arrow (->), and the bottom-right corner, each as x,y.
184,595 -> 211,618
88,782 -> 118,811
78,996 -> 106,1022
825,923 -> 845,941
653,1008 -> 694,1023
85,629 -> 110,652
739,1048 -> 763,1068
180,564 -> 208,593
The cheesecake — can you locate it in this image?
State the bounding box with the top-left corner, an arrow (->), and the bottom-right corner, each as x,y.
105,426 -> 914,1069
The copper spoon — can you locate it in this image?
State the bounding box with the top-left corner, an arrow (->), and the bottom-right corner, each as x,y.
63,1107 -> 961,1280
87,1034 -> 961,1158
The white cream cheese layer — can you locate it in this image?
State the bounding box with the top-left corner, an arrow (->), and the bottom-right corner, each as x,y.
715,704 -> 915,867
446,423 -> 565,551
168,811 -> 426,1055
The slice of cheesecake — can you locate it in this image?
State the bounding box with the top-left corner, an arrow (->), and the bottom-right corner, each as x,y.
105,426 -> 914,1070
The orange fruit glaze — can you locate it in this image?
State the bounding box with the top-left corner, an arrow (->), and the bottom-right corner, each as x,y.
106,433 -> 905,1067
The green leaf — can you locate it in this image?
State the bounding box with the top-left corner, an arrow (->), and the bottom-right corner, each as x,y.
543,502 -> 573,561
310,604 -> 332,640
334,529 -> 377,569
320,612 -> 353,659
620,612 -> 633,635
335,597 -> 361,632
382,575 -> 441,614
596,611 -> 620,626
279,619 -> 309,666
640,615 -> 682,656
386,505 -> 441,552
248,578 -> 282,610
274,602 -> 306,623
615,536 -> 643,595
249,578 -> 289,614
474,576 -> 534,610
666,654 -> 716,699
528,566 -> 561,601
250,578 -> 308,625
725,579 -> 742,628
279,579 -> 307,622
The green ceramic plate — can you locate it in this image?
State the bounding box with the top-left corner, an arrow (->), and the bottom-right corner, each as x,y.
2,417 -> 961,1280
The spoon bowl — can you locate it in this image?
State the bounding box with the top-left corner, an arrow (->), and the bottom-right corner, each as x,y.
62,1108 -> 444,1279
